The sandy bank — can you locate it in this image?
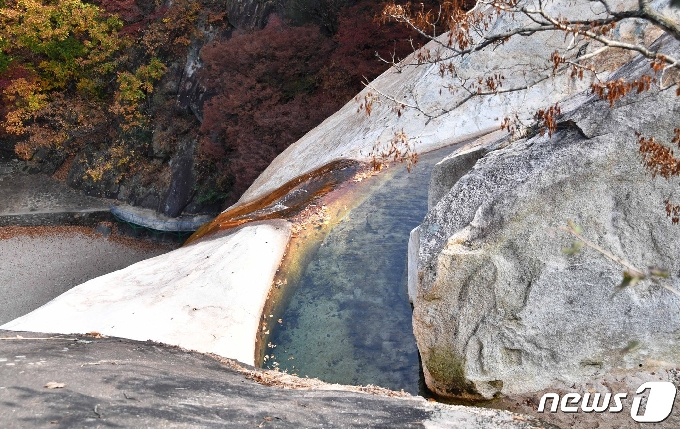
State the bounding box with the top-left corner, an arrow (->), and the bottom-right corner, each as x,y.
0,225 -> 176,325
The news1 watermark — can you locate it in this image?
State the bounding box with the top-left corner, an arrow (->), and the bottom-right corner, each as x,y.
538,382 -> 678,423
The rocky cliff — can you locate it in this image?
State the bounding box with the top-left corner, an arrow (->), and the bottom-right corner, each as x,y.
3,0 -> 278,218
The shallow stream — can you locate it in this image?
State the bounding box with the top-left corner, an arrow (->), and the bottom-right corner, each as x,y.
263,147 -> 457,394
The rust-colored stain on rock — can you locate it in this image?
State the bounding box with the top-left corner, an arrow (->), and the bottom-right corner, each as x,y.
184,160 -> 365,245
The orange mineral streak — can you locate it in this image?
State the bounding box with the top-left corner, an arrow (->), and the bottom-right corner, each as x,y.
180,156 -> 399,366
184,160 -> 363,245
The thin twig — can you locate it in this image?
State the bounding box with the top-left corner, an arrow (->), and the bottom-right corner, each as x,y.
560,224 -> 680,297
559,225 -> 645,276
660,283 -> 680,298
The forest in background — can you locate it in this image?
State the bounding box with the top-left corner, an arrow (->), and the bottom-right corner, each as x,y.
0,0 -> 428,214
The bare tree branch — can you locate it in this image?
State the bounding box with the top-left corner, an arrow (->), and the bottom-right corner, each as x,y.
368,0 -> 680,176
382,0 -> 680,69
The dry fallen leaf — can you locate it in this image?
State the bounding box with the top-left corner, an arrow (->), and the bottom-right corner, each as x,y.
45,382 -> 66,389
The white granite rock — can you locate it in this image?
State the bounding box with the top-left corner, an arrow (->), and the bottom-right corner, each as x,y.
2,220 -> 291,365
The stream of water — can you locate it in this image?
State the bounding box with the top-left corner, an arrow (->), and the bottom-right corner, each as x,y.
263,147 -> 457,394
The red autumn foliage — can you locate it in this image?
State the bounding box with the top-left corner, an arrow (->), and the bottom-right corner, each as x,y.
94,0 -> 168,36
0,65 -> 35,139
197,3 -> 428,205
591,76 -> 656,107
637,132 -> 680,180
323,0 -> 428,101
534,103 -> 562,138
198,19 -> 337,201
95,0 -> 143,23
637,129 -> 680,224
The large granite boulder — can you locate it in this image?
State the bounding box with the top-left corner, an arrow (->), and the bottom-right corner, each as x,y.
411,48 -> 680,399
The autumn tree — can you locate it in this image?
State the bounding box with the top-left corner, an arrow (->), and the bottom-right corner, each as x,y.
197,18 -> 334,202
0,0 -> 215,190
0,0 -> 149,169
0,0 -> 124,143
322,0 -> 434,102
0,0 -> 430,209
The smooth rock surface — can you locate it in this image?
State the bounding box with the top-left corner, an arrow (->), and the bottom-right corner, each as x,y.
0,161 -> 110,216
412,46 -> 680,399
2,221 -> 291,366
0,330 -> 542,428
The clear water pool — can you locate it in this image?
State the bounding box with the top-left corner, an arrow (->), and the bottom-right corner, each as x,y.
263,147 -> 457,393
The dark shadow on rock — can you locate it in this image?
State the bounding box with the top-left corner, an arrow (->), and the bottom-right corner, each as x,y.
163,137 -> 197,217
